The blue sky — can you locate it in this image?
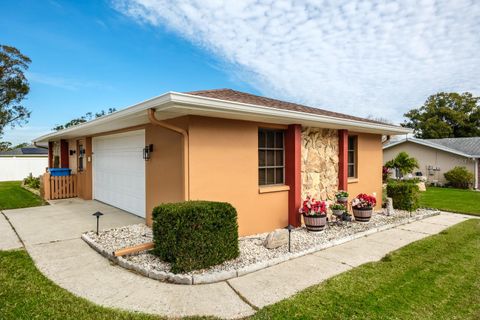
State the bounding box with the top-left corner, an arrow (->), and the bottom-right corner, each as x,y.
0,0 -> 253,143
2,0 -> 480,144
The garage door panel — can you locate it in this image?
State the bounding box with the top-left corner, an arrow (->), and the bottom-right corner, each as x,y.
92,130 -> 146,218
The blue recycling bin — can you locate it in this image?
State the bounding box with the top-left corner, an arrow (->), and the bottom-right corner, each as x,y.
49,168 -> 71,176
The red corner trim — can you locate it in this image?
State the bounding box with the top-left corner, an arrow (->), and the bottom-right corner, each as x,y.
60,139 -> 69,168
285,124 -> 302,227
338,129 -> 348,191
48,141 -> 54,168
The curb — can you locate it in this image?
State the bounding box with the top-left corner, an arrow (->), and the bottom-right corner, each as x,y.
81,210 -> 440,285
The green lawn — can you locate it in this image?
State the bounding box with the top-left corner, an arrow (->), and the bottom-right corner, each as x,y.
419,187 -> 480,216
0,181 -> 45,210
253,219 -> 480,319
0,250 -> 167,320
1,220 -> 479,319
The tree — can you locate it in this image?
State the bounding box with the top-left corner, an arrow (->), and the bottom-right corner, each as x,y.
53,108 -> 116,131
0,141 -> 29,151
385,152 -> 419,176
0,141 -> 11,151
402,92 -> 480,139
0,45 -> 31,137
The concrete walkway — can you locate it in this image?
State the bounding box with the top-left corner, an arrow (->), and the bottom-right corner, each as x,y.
1,200 -> 474,319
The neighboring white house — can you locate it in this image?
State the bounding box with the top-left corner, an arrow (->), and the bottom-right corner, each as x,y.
0,146 -> 48,181
383,137 -> 480,189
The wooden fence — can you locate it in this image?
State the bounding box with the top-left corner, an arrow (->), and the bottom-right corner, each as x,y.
41,173 -> 78,200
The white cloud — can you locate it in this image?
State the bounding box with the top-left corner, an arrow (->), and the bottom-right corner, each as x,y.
113,0 -> 480,123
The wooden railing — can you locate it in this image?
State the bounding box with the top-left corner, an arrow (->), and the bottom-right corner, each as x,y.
41,172 -> 78,200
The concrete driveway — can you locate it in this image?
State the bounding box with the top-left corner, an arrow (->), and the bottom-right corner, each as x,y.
2,199 -> 255,319
4,198 -> 143,245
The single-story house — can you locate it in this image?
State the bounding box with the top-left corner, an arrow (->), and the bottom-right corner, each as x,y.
383,137 -> 480,189
0,146 -> 48,181
34,89 -> 409,236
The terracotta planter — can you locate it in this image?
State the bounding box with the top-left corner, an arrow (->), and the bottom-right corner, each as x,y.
353,207 -> 373,222
303,214 -> 327,232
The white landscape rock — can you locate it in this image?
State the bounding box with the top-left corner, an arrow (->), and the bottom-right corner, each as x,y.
82,208 -> 439,284
263,229 -> 289,249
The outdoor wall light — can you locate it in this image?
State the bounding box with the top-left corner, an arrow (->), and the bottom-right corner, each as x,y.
69,150 -> 76,156
92,211 -> 104,235
143,144 -> 153,161
286,224 -> 294,252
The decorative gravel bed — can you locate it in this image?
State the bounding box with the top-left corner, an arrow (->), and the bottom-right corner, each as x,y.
82,208 -> 439,284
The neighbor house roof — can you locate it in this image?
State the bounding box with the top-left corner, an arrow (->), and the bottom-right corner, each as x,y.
34,89 -> 411,143
0,146 -> 48,157
426,137 -> 480,157
383,137 -> 480,158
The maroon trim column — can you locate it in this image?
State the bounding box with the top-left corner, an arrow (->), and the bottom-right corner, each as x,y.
48,141 -> 54,168
285,124 -> 302,227
338,129 -> 348,191
60,139 -> 69,168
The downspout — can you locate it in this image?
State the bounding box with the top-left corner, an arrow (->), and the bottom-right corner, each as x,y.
474,158 -> 479,190
147,108 -> 189,200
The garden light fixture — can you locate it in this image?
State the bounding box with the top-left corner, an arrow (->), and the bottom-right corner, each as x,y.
286,224 -> 294,252
92,211 -> 104,235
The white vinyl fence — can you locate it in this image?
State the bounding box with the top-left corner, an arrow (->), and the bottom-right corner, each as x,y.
0,156 -> 48,181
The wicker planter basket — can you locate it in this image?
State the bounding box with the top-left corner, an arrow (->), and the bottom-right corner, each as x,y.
352,207 -> 373,222
303,214 -> 327,232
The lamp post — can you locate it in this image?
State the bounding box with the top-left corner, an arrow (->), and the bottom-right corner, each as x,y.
92,211 -> 104,235
286,224 -> 294,253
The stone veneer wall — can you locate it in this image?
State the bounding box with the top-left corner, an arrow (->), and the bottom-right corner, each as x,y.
301,127 -> 339,200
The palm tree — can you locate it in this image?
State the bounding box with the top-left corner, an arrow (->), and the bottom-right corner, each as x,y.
385,152 -> 419,177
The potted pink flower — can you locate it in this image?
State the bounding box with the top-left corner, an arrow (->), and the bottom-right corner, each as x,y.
299,196 -> 328,232
351,193 -> 376,222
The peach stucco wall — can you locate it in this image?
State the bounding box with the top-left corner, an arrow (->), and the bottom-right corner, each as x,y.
347,132 -> 383,209
187,116 -> 289,236
59,116 -> 384,235
145,123 -> 185,225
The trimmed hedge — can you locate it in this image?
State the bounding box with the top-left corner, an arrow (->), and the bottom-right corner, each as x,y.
386,180 -> 420,211
152,201 -> 239,273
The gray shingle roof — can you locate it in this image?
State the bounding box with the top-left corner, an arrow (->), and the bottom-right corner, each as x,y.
425,137 -> 480,157
187,88 -> 399,127
383,137 -> 480,157
0,146 -> 48,156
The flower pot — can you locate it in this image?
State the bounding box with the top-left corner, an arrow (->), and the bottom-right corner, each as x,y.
336,196 -> 348,203
353,207 -> 373,222
303,214 -> 327,232
332,209 -> 344,217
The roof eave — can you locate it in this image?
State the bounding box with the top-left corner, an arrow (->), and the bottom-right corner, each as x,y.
169,92 -> 412,135
33,91 -> 411,143
33,92 -> 174,143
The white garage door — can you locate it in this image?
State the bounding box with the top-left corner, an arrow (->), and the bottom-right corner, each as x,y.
92,130 -> 146,218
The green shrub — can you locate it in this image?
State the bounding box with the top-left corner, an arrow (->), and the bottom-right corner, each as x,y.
386,180 -> 420,211
23,173 -> 40,189
152,201 -> 239,273
444,166 -> 473,189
